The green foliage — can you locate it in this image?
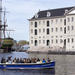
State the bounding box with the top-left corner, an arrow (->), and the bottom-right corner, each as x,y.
18,40 -> 29,45
1,38 -> 14,49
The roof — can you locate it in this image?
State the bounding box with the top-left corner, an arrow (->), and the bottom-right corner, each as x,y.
30,6 -> 75,20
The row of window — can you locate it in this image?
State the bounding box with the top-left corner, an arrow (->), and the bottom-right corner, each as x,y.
31,35 -> 63,39
31,38 -> 74,46
31,17 -> 74,27
31,26 -> 74,35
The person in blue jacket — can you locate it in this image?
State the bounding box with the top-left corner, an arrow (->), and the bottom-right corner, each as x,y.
42,58 -> 46,63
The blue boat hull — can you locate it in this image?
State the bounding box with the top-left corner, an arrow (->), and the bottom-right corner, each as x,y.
0,61 -> 55,69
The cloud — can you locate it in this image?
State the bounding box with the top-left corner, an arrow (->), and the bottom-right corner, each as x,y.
2,0 -> 75,41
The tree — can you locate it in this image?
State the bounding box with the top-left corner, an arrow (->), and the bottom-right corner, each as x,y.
1,38 -> 14,49
18,40 -> 29,45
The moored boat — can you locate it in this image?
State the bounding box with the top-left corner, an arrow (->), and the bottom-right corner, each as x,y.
0,61 -> 55,70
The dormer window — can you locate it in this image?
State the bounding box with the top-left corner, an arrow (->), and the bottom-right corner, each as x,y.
65,9 -> 68,14
47,12 -> 51,17
35,13 -> 38,18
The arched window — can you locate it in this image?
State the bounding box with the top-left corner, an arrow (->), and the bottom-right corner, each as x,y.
47,28 -> 49,34
56,39 -> 58,43
47,40 -> 50,46
67,18 -> 70,22
47,21 -> 49,26
35,22 -> 37,27
64,27 -> 66,34
64,19 -> 66,25
35,29 -> 37,35
67,26 -> 70,30
68,38 -> 70,43
56,27 -> 58,32
72,38 -> 74,43
72,17 -> 74,22
35,40 -> 37,46
47,12 -> 51,17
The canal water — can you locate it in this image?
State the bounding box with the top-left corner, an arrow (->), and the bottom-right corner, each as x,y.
0,52 -> 75,75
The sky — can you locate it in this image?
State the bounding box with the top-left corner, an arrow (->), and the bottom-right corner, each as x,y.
2,0 -> 75,41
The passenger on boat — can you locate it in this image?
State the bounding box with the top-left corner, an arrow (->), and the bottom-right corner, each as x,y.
47,58 -> 51,63
1,57 -> 49,64
12,57 -> 17,63
12,60 -> 16,64
37,58 -> 40,62
23,58 -> 26,63
36,58 -> 40,63
31,58 -> 37,63
6,56 -> 12,64
16,58 -> 20,63
42,58 -> 46,63
27,58 -> 31,63
1,57 -> 6,63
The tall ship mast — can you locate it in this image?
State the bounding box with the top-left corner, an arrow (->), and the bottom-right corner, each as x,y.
0,0 -> 2,40
0,0 -> 8,43
0,0 -> 14,53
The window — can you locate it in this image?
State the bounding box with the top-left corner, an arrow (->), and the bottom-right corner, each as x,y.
72,46 -> 74,48
47,40 -> 50,46
43,21 -> 45,24
39,36 -> 41,38
72,38 -> 74,43
35,40 -> 37,46
43,28 -> 45,32
68,38 -> 70,43
67,18 -> 70,22
72,17 -> 74,22
56,19 -> 58,23
65,9 -> 68,13
72,26 -> 74,30
47,12 -> 51,17
56,39 -> 58,43
39,29 -> 41,33
67,26 -> 70,31
60,39 -> 63,43
47,21 -> 49,26
60,36 -> 62,38
31,40 -> 33,44
47,28 -> 49,34
64,27 -> 66,34
51,36 -> 53,38
39,40 -> 41,44
31,29 -> 33,33
60,27 -> 62,31
56,27 -> 58,32
64,19 -> 66,25
51,40 -> 53,43
56,36 -> 58,38
51,28 -> 53,32
43,40 -> 45,44
35,29 -> 37,35
35,22 -> 37,27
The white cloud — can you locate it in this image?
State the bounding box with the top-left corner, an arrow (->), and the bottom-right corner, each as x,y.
2,0 -> 75,41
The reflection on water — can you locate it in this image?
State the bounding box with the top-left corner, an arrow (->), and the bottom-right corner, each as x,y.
0,52 -> 55,75
0,69 -> 55,75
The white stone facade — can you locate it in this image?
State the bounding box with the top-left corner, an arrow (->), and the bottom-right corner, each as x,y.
29,7 -> 75,51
